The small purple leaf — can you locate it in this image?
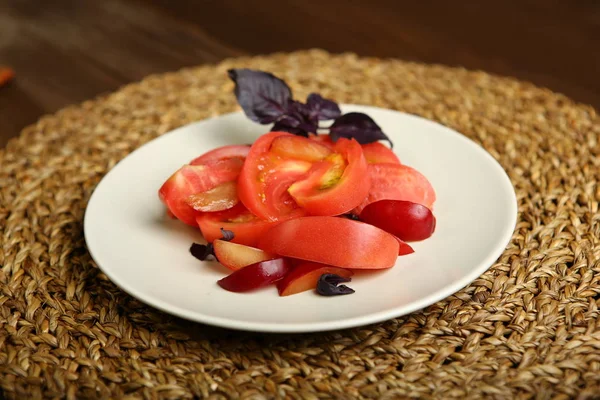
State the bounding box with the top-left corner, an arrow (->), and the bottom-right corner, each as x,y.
329,112 -> 393,148
228,69 -> 292,124
306,93 -> 341,121
316,274 -> 355,296
220,228 -> 235,241
272,121 -> 310,137
190,243 -> 215,261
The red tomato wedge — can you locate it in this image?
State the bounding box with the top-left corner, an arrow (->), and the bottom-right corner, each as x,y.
288,138 -> 370,216
196,203 -> 302,247
159,158 -> 244,226
277,262 -> 353,296
190,144 -> 250,165
353,163 -> 436,215
361,142 -> 400,164
238,132 -> 312,221
238,132 -> 369,220
258,216 -> 399,269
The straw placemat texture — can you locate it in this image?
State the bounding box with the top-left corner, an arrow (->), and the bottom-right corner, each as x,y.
1,50 -> 599,399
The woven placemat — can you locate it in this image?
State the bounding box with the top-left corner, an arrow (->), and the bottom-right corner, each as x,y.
1,50 -> 599,399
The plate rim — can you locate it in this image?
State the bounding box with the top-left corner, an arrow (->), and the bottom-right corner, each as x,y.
84,104 -> 518,333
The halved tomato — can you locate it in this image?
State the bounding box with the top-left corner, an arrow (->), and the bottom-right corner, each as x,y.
353,163 -> 436,214
288,138 -> 370,216
196,203 -> 302,247
238,132 -> 369,220
190,144 -> 250,165
159,158 -> 244,226
361,142 -> 400,164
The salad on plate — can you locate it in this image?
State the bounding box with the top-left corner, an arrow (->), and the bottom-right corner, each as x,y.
158,69 -> 437,297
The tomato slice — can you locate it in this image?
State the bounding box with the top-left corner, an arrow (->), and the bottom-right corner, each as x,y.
159,158 -> 244,226
288,138 -> 370,216
238,132 -> 331,221
196,203 -> 302,247
361,142 -> 400,164
353,163 -> 436,215
238,132 -> 370,220
258,216 -> 399,269
190,145 -> 250,165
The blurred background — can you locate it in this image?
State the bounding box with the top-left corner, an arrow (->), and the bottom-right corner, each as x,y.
1,0 -> 599,147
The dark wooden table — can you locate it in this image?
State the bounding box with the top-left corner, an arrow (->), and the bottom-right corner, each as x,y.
1,0 -> 599,147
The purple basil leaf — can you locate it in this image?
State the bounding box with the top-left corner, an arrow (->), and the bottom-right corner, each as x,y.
316,274 -> 355,296
228,69 -> 292,124
272,101 -> 318,136
272,121 -> 310,137
329,112 -> 393,148
190,243 -> 215,261
220,228 -> 235,241
306,93 -> 341,121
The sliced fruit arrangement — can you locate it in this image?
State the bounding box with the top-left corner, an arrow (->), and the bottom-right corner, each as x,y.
159,69 -> 438,297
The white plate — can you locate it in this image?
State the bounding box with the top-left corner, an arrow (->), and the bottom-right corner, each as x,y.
84,105 -> 517,333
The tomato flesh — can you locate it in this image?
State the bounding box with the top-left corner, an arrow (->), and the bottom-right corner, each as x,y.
288,138 -> 370,216
354,163 -> 436,214
258,216 -> 399,269
238,132 -> 369,220
270,135 -> 333,162
186,181 -> 238,212
159,158 -> 243,226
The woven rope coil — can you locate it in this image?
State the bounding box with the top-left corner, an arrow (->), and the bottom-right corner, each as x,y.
1,50 -> 599,399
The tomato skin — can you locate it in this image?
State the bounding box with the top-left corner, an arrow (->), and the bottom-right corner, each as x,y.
196,203 -> 303,247
288,138 -> 369,216
361,142 -> 400,164
360,200 -> 436,242
354,163 -> 436,214
190,145 -> 250,165
258,216 -> 399,269
159,158 -> 243,226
